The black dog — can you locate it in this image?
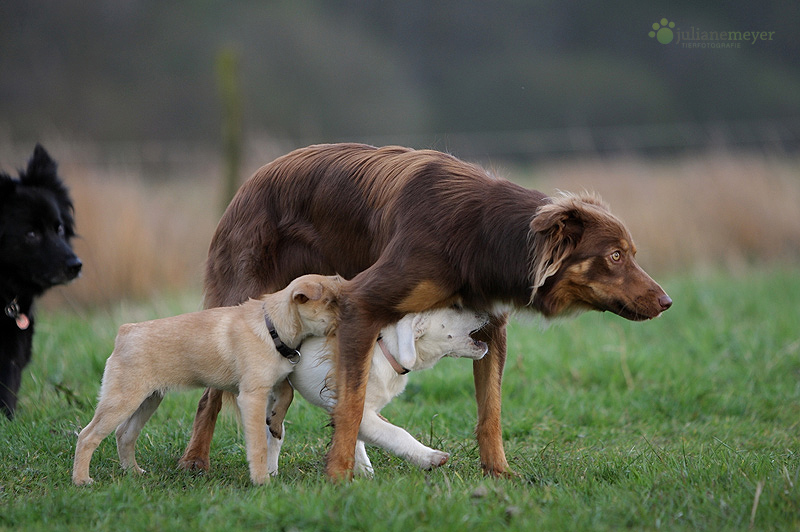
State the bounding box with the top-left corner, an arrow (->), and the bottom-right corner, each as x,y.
0,145 -> 82,419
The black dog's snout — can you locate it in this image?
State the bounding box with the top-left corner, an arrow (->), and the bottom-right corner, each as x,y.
66,257 -> 83,278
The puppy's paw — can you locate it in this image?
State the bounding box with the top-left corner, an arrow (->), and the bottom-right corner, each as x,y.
425,450 -> 450,469
73,476 -> 94,486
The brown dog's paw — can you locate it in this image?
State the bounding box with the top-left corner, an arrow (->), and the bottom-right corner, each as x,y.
325,453 -> 355,482
480,462 -> 518,479
178,455 -> 210,471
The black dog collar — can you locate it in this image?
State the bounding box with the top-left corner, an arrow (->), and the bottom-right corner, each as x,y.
264,314 -> 301,364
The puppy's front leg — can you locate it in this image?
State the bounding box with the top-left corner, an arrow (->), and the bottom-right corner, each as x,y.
358,411 -> 449,470
237,389 -> 271,485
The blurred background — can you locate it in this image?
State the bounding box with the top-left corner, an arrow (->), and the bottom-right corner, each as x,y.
1,0 -> 799,307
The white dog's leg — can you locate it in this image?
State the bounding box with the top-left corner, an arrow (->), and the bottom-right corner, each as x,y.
353,439 -> 374,477
266,421 -> 284,476
265,379 -> 293,476
358,411 -> 449,470
237,389 -> 271,485
115,391 -> 164,475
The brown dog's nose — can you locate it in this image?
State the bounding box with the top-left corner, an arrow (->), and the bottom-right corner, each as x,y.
658,294 -> 673,311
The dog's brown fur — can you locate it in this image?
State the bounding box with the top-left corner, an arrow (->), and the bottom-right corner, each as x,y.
178,143 -> 672,480
72,274 -> 341,486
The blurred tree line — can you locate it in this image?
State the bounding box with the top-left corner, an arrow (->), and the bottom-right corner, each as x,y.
1,0 -> 798,145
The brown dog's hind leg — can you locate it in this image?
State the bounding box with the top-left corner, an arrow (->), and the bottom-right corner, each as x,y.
178,387 -> 223,471
472,314 -> 513,477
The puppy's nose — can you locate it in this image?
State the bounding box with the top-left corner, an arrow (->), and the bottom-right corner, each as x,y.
658,293 -> 672,311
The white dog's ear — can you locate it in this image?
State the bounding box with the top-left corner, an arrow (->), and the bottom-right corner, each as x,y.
393,314 -> 420,370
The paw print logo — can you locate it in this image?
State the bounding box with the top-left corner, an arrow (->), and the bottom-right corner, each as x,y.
649,18 -> 675,44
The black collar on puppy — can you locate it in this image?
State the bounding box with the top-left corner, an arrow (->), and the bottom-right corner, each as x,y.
264,315 -> 301,364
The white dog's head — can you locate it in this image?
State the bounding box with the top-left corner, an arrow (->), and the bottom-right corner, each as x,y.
382,308 -> 489,372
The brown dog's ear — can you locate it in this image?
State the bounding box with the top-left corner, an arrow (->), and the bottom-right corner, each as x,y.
292,281 -> 324,304
528,195 -> 587,295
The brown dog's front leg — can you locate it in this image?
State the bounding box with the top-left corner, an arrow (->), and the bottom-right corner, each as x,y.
472,314 -> 512,477
179,387 -> 224,471
326,317 -> 382,481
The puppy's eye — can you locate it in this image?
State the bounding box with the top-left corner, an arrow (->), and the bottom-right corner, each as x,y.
610,251 -> 622,262
25,231 -> 40,243
56,223 -> 65,238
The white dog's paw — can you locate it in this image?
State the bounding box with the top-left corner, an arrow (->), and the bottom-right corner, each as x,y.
424,450 -> 450,469
354,462 -> 375,478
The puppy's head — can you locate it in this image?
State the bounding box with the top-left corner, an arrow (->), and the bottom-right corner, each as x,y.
529,192 -> 672,321
276,274 -> 341,342
386,308 -> 489,372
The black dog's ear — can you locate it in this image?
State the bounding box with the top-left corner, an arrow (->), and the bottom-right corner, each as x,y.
19,145 -> 77,237
22,144 -> 60,187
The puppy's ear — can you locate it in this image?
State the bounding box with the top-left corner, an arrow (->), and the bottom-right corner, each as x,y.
393,314 -> 419,370
292,280 -> 324,304
529,196 -> 586,292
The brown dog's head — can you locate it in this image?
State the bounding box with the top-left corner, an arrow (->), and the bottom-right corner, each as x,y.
266,274 -> 342,345
529,192 -> 672,321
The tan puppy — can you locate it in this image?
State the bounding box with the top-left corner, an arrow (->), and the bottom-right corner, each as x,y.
72,274 -> 341,486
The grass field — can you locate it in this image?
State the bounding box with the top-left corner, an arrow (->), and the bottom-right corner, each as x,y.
1,267 -> 799,531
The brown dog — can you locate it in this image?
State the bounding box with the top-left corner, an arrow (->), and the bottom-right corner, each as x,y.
178,143 -> 672,480
72,274 -> 340,486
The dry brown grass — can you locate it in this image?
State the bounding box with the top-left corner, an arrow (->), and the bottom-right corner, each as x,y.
518,152 -> 800,274
6,143 -> 796,308
37,152 -> 222,308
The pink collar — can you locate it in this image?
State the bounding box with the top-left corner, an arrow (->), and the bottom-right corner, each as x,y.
378,338 -> 409,375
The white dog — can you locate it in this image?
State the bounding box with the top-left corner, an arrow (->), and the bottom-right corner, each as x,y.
266,307 -> 489,476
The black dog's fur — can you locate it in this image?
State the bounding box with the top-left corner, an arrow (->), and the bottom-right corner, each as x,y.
0,145 -> 82,419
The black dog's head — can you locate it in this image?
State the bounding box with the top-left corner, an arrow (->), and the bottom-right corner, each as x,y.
0,145 -> 82,296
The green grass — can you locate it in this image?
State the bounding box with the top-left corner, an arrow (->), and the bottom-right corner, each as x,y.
2,268 -> 799,531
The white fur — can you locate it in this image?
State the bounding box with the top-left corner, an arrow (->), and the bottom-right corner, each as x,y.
267,307 -> 488,476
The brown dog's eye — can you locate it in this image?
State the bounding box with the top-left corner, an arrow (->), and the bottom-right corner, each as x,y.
610,251 -> 622,262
